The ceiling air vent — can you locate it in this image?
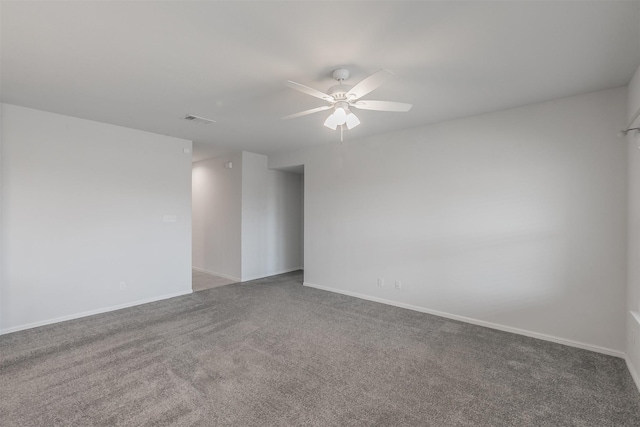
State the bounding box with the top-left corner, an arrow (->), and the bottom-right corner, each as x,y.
183,114 -> 215,125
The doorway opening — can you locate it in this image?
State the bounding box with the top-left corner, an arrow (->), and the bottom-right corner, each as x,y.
191,154 -> 304,291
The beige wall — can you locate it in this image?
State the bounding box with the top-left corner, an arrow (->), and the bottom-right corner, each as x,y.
1,104 -> 193,333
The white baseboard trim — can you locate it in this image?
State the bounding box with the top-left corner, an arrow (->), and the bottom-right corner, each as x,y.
627,356 -> 640,393
241,267 -> 303,283
303,282 -> 625,359
0,289 -> 193,336
192,266 -> 241,282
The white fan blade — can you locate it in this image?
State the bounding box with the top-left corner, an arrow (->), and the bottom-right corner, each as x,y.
286,81 -> 334,102
352,100 -> 412,112
346,69 -> 394,100
282,105 -> 332,120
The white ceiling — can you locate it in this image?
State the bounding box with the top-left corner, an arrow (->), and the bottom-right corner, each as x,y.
2,1 -> 639,162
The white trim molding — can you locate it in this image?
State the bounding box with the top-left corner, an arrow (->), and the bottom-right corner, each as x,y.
0,289 -> 193,336
192,266 -> 302,283
303,281 -> 625,359
192,266 -> 241,282
241,267 -> 303,283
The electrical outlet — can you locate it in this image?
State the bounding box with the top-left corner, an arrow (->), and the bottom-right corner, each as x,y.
163,215 -> 177,223
377,278 -> 384,287
119,281 -> 126,291
394,280 -> 402,290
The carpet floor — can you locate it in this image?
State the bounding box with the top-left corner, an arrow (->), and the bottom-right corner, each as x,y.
1,271 -> 639,426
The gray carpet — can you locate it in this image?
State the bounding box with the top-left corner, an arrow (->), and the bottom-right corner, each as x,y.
1,271 -> 638,426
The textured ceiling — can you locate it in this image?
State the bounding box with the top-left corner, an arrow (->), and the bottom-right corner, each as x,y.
2,1 -> 639,162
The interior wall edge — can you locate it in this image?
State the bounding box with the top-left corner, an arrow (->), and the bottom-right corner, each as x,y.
627,356 -> 640,393
303,281 -> 626,359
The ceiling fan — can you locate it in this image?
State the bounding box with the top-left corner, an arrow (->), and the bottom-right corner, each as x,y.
283,68 -> 412,139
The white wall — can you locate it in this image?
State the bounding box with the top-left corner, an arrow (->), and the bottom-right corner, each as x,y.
626,64 -> 640,389
1,104 -> 193,333
241,151 -> 302,281
192,153 -> 243,281
270,87 -> 628,355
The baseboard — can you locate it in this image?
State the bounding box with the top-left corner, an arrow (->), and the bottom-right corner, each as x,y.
241,267 -> 303,282
303,282 -> 625,359
0,289 -> 193,336
192,266 -> 241,282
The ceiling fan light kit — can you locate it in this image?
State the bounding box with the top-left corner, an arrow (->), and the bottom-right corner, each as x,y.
323,101 -> 354,130
345,112 -> 361,130
284,68 -> 412,141
323,111 -> 339,130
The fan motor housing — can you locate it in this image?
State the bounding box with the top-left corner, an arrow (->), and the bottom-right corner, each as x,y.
327,84 -> 353,101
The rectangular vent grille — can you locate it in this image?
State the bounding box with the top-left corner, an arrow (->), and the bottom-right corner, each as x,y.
183,114 -> 215,125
